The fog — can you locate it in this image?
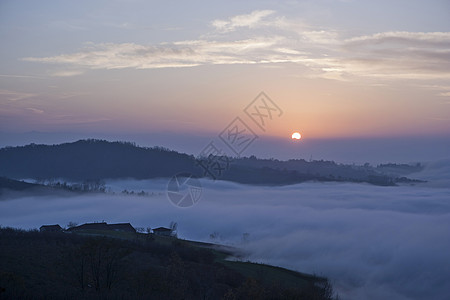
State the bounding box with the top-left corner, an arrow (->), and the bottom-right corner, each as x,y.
1,161 -> 449,299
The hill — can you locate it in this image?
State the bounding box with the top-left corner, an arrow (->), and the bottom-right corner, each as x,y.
0,139 -> 423,186
0,177 -> 58,199
0,226 -> 336,299
0,139 -> 198,181
0,177 -> 40,192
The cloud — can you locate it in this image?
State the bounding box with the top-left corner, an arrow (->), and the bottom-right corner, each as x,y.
416,84 -> 450,98
344,31 -> 450,47
1,165 -> 449,300
22,11 -> 450,83
339,31 -> 450,79
23,38 -> 310,69
49,70 -> 84,77
26,107 -> 44,114
211,10 -> 275,32
0,74 -> 43,79
0,89 -> 36,101
301,30 -> 340,45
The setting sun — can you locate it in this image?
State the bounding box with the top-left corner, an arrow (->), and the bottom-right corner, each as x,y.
291,132 -> 301,140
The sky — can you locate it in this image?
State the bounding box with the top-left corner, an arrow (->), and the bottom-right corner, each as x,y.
1,0 -> 449,163
1,161 -> 450,299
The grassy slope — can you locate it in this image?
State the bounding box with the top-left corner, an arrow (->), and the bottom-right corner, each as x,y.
0,228 -> 335,299
72,229 -> 323,289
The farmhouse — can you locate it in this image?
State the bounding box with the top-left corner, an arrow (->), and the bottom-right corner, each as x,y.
67,222 -> 136,233
39,224 -> 62,232
152,227 -> 173,237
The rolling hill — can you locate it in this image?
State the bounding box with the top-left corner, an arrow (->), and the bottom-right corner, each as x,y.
0,139 -> 423,186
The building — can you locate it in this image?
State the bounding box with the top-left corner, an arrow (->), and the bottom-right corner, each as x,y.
40,224 -> 62,232
67,222 -> 136,233
152,227 -> 173,237
106,223 -> 136,232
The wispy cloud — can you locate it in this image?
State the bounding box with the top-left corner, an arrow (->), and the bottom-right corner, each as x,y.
26,107 -> 44,114
211,10 -> 275,32
23,38 -> 309,69
344,31 -> 450,46
0,74 -> 43,79
49,70 -> 84,77
339,31 -> 450,79
0,89 -> 36,101
22,12 -> 450,83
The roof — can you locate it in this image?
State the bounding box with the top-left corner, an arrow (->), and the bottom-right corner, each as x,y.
68,222 -> 136,232
68,222 -> 108,231
40,224 -> 62,229
153,227 -> 172,232
107,223 -> 136,231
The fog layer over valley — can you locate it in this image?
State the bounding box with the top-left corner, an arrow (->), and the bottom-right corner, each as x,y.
1,160 -> 449,299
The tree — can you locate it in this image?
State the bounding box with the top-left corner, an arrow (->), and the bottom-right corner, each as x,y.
76,238 -> 130,293
67,222 -> 78,229
209,231 -> 221,242
169,222 -> 178,238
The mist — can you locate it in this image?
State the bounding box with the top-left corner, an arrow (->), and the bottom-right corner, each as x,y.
1,161 -> 449,299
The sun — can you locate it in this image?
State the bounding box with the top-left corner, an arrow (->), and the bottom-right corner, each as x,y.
291,132 -> 301,140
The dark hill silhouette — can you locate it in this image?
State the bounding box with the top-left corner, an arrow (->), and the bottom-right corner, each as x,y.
0,226 -> 337,299
0,139 -> 199,180
0,139 -> 423,186
0,177 -> 41,192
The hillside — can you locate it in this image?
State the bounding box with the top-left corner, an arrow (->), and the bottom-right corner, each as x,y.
0,139 -> 423,186
0,177 -> 59,199
0,227 -> 336,300
0,177 -> 40,192
0,140 -> 198,180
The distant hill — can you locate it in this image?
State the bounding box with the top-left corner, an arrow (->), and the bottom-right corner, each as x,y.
0,177 -> 38,191
0,139 -> 424,186
0,139 -> 199,180
0,177 -> 98,198
0,177 -> 44,196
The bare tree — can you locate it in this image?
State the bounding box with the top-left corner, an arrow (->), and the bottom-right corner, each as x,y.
169,221 -> 178,238
209,231 -> 221,241
76,238 -> 130,293
67,222 -> 78,229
